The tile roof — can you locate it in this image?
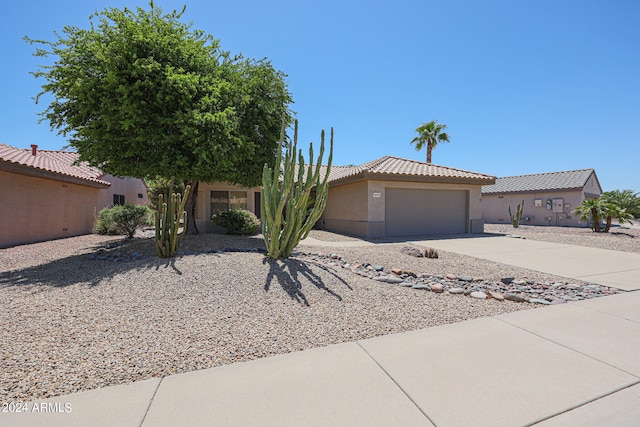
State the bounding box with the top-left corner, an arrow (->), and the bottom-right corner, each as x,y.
482,169 -> 597,194
0,144 -> 110,186
322,156 -> 495,185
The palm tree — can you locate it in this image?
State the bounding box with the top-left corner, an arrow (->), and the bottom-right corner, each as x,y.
601,189 -> 640,218
574,198 -> 634,232
602,204 -> 634,232
574,198 -> 606,232
410,120 -> 450,163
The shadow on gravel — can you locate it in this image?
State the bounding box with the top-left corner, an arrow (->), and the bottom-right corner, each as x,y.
367,232 -> 506,244
0,238 -> 214,290
262,257 -> 351,306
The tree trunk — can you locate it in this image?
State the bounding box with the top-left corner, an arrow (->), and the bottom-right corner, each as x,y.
426,145 -> 432,163
591,207 -> 601,232
184,179 -> 200,235
604,215 -> 612,233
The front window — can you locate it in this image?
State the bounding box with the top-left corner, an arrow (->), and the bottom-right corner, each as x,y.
211,190 -> 248,213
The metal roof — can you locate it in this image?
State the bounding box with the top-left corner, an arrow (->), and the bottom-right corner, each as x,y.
482,169 -> 598,194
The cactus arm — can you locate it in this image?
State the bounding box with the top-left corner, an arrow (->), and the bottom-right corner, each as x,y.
261,119 -> 334,258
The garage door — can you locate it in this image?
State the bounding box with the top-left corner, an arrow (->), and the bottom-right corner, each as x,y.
385,188 -> 467,236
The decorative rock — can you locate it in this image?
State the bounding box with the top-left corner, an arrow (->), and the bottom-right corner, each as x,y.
391,268 -> 402,275
550,299 -> 567,305
458,275 -> 473,282
400,282 -> 415,287
400,246 -> 423,257
374,265 -> 384,272
529,298 -> 551,305
512,279 -> 526,286
504,293 -> 526,303
373,276 -> 404,284
489,291 -> 504,301
471,291 -> 487,299
501,277 -> 514,284
445,273 -> 457,280
431,284 -> 444,293
412,284 -> 431,290
449,287 -> 466,295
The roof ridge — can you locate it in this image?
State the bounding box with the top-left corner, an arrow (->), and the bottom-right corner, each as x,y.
497,168 -> 594,180
381,155 -> 495,177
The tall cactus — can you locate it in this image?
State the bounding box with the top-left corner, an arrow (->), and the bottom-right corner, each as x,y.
155,183 -> 191,258
262,120 -> 333,258
509,199 -> 524,228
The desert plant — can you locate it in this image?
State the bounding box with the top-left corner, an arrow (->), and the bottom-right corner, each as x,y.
410,120 -> 450,163
601,189 -> 640,218
147,176 -> 185,211
212,209 -> 260,235
424,248 -> 439,259
574,198 -> 606,232
94,206 -> 118,235
155,184 -> 191,258
574,198 -> 633,232
602,203 -> 634,232
95,203 -> 151,237
262,120 -> 333,258
508,200 -> 524,228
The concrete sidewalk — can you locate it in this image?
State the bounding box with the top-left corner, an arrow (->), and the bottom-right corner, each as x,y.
406,235 -> 640,291
2,291 -> 639,427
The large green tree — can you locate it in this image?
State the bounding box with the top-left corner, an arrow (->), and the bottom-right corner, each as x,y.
410,120 -> 450,164
26,2 -> 293,233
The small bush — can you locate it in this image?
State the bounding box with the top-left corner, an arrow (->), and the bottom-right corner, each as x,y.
211,209 -> 260,235
95,203 -> 152,238
95,207 -> 119,235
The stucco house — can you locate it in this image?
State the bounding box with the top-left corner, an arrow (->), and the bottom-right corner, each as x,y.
195,156 -> 495,238
0,143 -> 149,247
481,169 -> 602,227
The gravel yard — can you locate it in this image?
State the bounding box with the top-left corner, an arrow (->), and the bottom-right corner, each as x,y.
484,222 -> 640,253
0,225 -> 632,402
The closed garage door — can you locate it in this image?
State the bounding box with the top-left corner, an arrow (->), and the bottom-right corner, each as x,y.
385,188 -> 467,236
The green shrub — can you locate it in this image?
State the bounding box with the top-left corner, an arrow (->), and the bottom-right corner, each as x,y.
211,209 -> 260,235
95,207 -> 119,235
95,203 -> 152,238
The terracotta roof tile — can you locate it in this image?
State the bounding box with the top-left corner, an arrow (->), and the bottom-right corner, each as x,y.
0,144 -> 110,186
482,169 -> 597,194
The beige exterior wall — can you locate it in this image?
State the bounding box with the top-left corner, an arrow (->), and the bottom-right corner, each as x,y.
322,181 -> 371,236
482,190 -> 591,227
98,174 -> 149,208
0,170 -> 103,247
321,179 -> 485,238
195,182 -> 260,232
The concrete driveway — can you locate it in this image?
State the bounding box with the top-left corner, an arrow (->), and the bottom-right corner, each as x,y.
405,234 -> 640,291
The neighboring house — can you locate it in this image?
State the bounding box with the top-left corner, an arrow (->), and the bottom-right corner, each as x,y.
482,169 -> 602,227
0,143 -> 149,247
195,156 -> 495,238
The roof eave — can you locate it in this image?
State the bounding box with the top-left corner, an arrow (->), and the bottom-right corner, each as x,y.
482,187 -> 585,195
0,160 -> 111,189
330,172 -> 495,187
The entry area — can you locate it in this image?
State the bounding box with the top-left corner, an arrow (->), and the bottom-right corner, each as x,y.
384,188 -> 468,236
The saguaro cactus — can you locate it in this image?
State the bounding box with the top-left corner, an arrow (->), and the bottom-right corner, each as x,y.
155,183 -> 191,258
509,199 -> 524,228
262,120 -> 333,258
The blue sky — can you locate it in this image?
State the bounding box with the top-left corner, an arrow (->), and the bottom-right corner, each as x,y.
2,0 -> 639,192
